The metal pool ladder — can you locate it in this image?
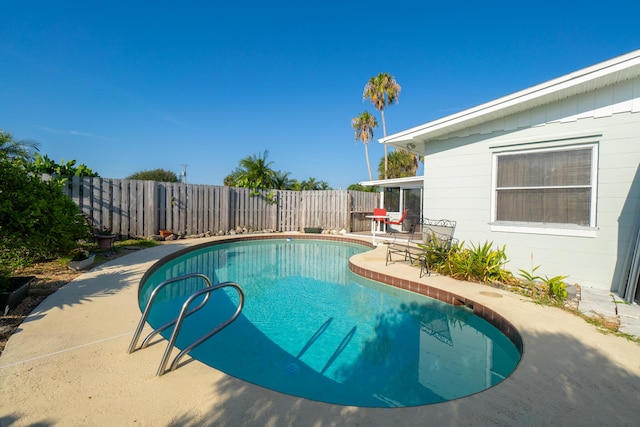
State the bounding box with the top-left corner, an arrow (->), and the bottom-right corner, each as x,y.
127,273 -> 244,376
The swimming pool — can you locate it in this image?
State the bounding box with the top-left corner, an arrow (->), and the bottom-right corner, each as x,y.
139,237 -> 521,407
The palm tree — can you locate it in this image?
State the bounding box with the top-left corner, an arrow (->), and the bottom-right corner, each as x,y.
223,150 -> 277,191
351,111 -> 378,181
0,130 -> 40,160
363,73 -> 401,179
223,169 -> 243,187
378,149 -> 419,179
288,179 -> 302,191
300,177 -> 331,190
273,170 -> 294,190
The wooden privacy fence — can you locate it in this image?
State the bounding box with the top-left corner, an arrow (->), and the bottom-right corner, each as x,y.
61,177 -> 378,238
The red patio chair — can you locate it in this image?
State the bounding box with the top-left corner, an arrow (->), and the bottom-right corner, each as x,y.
373,208 -> 387,228
385,209 -> 409,229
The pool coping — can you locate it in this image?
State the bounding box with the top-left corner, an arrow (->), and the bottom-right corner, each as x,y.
1,233 -> 639,426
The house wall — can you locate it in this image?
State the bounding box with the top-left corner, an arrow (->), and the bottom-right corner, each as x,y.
421,77 -> 640,291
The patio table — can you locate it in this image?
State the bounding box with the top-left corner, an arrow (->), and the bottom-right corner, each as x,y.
366,214 -> 389,245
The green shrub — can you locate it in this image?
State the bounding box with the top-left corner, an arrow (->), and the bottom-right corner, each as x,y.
28,152 -> 98,177
416,232 -> 453,269
419,234 -> 570,303
518,265 -> 543,297
518,266 -> 568,303
125,168 -> 177,182
543,274 -> 569,300
439,242 -> 473,279
440,240 -> 512,284
68,248 -> 90,261
0,157 -> 91,270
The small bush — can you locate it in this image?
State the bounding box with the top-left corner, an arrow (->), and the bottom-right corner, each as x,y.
543,274 -> 569,300
440,241 -> 513,284
518,266 -> 568,303
419,237 -> 570,304
416,233 -> 453,269
68,248 -> 90,261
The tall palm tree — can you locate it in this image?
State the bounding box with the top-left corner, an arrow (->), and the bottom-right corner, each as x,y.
378,149 -> 419,179
363,73 -> 401,179
0,130 -> 40,160
351,111 -> 378,181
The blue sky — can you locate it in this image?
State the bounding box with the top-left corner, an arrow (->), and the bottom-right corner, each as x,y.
1,1 -> 639,188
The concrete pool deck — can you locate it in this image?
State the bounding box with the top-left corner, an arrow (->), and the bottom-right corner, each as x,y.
1,235 -> 639,426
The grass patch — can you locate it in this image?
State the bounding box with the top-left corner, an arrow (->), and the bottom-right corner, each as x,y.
91,238 -> 159,264
60,238 -> 161,267
577,312 -> 640,343
115,239 -> 159,248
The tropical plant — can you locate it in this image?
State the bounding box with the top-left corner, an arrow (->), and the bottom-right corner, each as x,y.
518,266 -> 543,297
223,150 -> 278,194
95,225 -> 113,236
518,266 -> 568,302
287,179 -> 302,191
440,241 -> 512,284
363,72 -> 401,179
378,149 -> 419,179
351,111 -> 378,180
68,248 -> 90,261
0,130 -> 40,160
29,153 -> 98,177
223,169 -> 242,187
300,178 -> 331,190
273,170 -> 295,190
126,168 -> 178,182
543,275 -> 569,300
223,152 -> 332,192
469,241 -> 511,284
438,242 -> 473,279
417,235 -> 454,271
347,183 -> 378,192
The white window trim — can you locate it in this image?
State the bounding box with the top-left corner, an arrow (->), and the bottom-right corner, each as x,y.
490,223 -> 598,238
490,143 -> 599,238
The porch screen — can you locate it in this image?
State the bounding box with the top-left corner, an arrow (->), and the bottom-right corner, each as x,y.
403,187 -> 422,225
495,146 -> 594,226
384,187 -> 400,212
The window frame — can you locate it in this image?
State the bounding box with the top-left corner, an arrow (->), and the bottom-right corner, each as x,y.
490,143 -> 598,237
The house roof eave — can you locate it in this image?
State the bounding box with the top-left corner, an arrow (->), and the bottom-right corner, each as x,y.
381,49 -> 640,149
359,176 -> 424,188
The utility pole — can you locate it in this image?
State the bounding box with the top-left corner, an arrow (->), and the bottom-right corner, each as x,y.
181,164 -> 188,184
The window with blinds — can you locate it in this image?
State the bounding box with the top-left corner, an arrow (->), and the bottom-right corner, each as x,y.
494,146 -> 596,227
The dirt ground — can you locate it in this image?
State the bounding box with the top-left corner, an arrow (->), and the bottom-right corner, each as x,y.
0,260 -> 82,356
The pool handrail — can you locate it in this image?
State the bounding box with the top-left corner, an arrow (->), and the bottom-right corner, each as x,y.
157,282 -> 244,376
127,273 -> 213,354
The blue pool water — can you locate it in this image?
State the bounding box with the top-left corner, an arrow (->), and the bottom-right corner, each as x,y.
140,238 -> 521,407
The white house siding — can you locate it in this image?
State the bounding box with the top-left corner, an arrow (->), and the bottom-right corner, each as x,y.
421,77 -> 640,292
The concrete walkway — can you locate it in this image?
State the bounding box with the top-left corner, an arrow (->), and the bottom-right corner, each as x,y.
1,236 -> 639,427
579,286 -> 640,337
